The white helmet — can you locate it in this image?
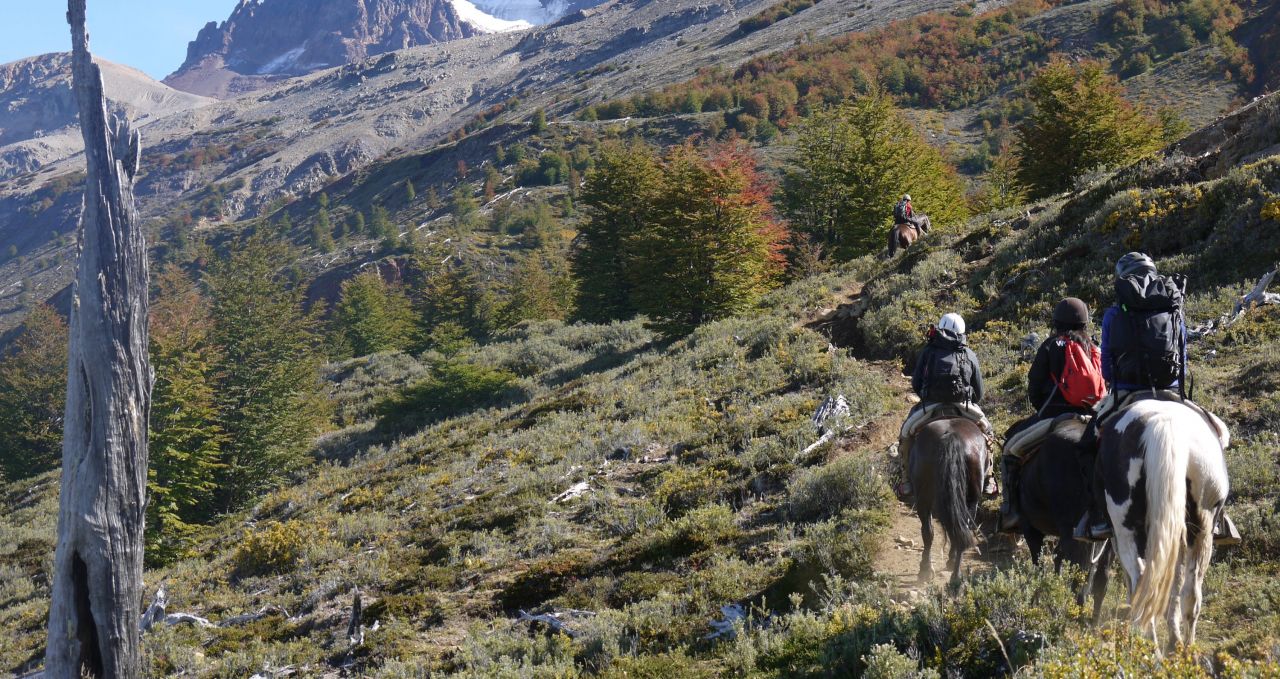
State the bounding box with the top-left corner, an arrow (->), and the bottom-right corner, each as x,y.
902,194 -> 912,202
938,313 -> 965,335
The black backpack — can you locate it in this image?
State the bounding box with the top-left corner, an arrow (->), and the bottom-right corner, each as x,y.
926,348 -> 971,403
894,200 -> 910,224
1110,273 -> 1186,389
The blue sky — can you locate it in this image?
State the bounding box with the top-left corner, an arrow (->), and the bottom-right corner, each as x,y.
0,1 -> 238,80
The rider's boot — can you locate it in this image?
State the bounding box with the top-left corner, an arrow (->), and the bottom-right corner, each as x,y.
1214,512 -> 1242,547
895,432 -> 914,497
998,455 -> 1022,534
1073,431 -> 1112,542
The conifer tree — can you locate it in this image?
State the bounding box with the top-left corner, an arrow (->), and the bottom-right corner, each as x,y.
335,271 -> 416,356
452,182 -> 479,227
312,208 -> 335,252
426,186 -> 443,211
1016,60 -> 1164,198
147,265 -> 225,566
0,305 -> 68,480
574,142 -> 662,323
406,179 -> 417,202
500,252 -> 569,326
206,232 -> 330,509
352,211 -> 367,236
371,205 -> 399,249
782,90 -> 966,257
531,107 -> 549,134
412,248 -> 493,350
630,143 -> 787,336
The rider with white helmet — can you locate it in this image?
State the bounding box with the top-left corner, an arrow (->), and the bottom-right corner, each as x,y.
897,312 -> 995,496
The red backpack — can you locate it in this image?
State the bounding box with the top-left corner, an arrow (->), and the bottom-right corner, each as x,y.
1055,337 -> 1106,408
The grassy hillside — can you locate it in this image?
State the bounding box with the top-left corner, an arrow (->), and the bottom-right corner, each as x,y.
2,93 -> 1280,676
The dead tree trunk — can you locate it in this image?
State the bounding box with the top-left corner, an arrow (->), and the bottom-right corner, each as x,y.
45,1 -> 151,677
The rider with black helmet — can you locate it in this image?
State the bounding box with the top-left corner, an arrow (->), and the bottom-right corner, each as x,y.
1074,252 -> 1238,545
999,297 -> 1102,533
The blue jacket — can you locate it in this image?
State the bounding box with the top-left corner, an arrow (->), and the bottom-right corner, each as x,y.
1100,305 -> 1188,391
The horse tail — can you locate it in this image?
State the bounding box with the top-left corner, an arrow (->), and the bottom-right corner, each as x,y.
887,227 -> 899,258
934,430 -> 976,552
1129,411 -> 1188,629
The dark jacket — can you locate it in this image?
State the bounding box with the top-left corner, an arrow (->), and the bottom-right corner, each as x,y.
1100,305 -> 1188,392
1028,334 -> 1095,419
912,328 -> 985,403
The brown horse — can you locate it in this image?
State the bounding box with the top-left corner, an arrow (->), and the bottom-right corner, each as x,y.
909,417 -> 987,583
1010,415 -> 1113,622
888,216 -> 931,257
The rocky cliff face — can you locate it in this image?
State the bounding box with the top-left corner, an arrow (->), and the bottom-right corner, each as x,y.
0,53 -> 210,177
164,0 -> 480,98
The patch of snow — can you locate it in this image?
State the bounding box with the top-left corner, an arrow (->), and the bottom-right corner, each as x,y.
258,46 -> 307,75
451,0 -> 535,32
468,0 -> 561,24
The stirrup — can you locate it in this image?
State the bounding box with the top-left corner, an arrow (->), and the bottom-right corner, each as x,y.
1214,514 -> 1242,547
1073,515 -> 1112,543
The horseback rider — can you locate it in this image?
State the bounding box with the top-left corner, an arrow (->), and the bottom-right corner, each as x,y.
897,312 -> 995,496
894,194 -> 931,235
1074,253 -> 1239,544
999,297 -> 1105,533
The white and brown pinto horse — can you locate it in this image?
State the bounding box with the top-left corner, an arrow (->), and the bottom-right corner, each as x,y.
1099,398 -> 1230,652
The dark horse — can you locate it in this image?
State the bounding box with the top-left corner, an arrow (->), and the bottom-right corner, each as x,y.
1010,416 -> 1113,622
887,216 -> 931,257
909,417 -> 986,583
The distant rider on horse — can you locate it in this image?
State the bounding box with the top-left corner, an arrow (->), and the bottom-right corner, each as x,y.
999,297 -> 1105,533
897,312 -> 996,496
1074,253 -> 1239,545
894,194 -> 931,236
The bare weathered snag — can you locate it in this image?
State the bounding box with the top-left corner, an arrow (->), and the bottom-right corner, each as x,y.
45,1 -> 151,677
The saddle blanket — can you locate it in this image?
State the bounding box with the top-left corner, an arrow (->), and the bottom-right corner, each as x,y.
1004,414 -> 1090,460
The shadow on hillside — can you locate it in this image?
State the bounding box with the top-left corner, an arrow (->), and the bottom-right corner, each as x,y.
541,339 -> 664,389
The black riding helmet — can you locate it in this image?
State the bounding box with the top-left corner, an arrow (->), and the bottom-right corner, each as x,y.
1115,252 -> 1156,278
1053,297 -> 1090,328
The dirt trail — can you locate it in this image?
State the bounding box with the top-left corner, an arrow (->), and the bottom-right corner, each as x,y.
849,359 -> 1009,601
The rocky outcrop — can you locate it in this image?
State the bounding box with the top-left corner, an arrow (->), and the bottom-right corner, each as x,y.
0,53 -> 210,177
164,0 -> 480,98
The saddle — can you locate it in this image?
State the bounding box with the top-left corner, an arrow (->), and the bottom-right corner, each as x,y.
1102,389 -> 1230,449
1004,413 -> 1089,463
902,401 -> 995,451
896,221 -> 920,235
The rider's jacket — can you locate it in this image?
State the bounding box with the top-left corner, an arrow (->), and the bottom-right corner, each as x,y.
1027,334 -> 1097,420
911,327 -> 985,404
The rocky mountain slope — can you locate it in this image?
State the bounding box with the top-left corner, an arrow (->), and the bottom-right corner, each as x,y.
0,53 -> 211,177
0,0 -> 967,331
164,0 -> 609,98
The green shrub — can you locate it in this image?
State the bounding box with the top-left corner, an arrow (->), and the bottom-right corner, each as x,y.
1034,627 -> 1217,677
655,465 -> 731,515
600,650 -> 717,678
376,359 -> 524,432
232,521 -> 307,577
863,643 -> 937,679
788,453 -> 892,522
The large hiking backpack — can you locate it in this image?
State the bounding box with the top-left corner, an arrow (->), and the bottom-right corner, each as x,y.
894,200 -> 910,224
1111,273 -> 1186,388
925,348 -> 971,403
1054,337 -> 1106,407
